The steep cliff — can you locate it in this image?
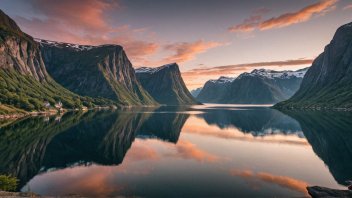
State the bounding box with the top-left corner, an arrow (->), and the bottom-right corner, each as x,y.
38,39 -> 156,106
135,63 -> 199,105
0,10 -> 112,111
275,22 -> 352,109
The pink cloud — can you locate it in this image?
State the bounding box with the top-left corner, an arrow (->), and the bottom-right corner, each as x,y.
229,0 -> 338,32
162,40 -> 224,63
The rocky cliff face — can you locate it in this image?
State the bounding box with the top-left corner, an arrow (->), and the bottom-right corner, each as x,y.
38,39 -> 156,106
0,9 -> 112,111
197,68 -> 307,104
276,22 -> 352,109
135,63 -> 199,105
0,10 -> 47,82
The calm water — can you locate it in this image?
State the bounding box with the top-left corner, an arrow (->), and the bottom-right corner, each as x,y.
1,104 -> 352,197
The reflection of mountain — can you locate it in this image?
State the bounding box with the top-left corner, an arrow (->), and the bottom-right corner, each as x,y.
0,112 -> 86,188
137,106 -> 189,143
42,111 -> 148,169
283,111 -> 352,186
0,107 -> 190,189
197,107 -> 302,136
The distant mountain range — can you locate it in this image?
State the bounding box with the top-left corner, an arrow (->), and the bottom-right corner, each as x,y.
275,22 -> 352,110
197,68 -> 308,104
135,63 -> 199,105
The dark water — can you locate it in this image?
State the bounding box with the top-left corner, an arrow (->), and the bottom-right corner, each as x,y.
1,104 -> 352,197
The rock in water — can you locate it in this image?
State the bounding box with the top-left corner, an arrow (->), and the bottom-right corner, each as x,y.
307,186 -> 352,198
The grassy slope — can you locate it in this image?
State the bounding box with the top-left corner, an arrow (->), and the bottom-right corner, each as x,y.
0,69 -> 116,112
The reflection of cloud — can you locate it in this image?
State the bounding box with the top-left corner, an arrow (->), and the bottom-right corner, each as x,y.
125,143 -> 160,161
172,140 -> 219,162
182,117 -> 309,146
229,0 -> 338,32
230,169 -> 309,195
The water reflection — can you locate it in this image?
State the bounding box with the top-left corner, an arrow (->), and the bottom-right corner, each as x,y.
197,106 -> 302,136
0,105 -> 351,197
282,110 -> 352,186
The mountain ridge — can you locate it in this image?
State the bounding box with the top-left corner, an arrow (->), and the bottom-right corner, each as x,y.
197,68 -> 308,104
275,22 -> 352,110
135,63 -> 199,105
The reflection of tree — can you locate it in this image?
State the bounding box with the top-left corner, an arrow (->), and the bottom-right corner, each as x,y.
0,107 -> 190,190
282,110 -> 352,186
197,107 -> 302,136
0,112 -> 86,188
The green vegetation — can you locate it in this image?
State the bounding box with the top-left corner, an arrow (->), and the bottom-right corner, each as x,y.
275,83 -> 352,110
0,104 -> 26,115
0,69 -> 116,112
0,175 -> 18,191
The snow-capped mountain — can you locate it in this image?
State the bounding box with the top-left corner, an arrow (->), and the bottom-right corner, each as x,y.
239,68 -> 308,79
197,68 -> 309,104
135,63 -> 176,74
35,39 -> 96,51
209,76 -> 236,84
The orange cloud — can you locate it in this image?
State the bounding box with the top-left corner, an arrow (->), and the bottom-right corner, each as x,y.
172,140 -> 219,162
162,40 -> 224,63
230,169 -> 309,195
229,0 -> 338,32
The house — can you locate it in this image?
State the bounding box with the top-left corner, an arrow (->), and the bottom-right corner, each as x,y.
43,101 -> 51,108
55,101 -> 63,109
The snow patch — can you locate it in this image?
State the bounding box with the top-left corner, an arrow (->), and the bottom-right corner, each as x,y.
35,38 -> 96,51
209,76 -> 236,84
135,63 -> 177,74
238,68 -> 308,79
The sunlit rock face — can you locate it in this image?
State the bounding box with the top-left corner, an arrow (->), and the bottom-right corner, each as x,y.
135,63 -> 199,105
276,22 -> 352,109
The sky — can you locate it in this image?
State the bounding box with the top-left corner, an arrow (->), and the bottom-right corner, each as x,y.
1,0 -> 352,89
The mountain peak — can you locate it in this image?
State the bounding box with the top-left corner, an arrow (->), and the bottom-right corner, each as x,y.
239,68 -> 308,79
135,63 -> 179,74
0,9 -> 21,32
209,76 -> 235,84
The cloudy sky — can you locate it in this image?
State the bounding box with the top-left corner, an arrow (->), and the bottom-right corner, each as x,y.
2,0 -> 352,89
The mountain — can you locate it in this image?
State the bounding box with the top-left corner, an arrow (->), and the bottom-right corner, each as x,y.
197,76 -> 235,103
0,10 -> 112,112
135,63 -> 199,105
275,22 -> 352,110
190,87 -> 202,98
197,68 -> 308,104
38,39 -> 156,106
